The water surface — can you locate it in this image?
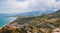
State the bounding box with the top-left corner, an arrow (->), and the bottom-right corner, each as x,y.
0,17 -> 17,28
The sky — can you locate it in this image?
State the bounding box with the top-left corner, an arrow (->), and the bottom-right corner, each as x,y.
0,0 -> 60,14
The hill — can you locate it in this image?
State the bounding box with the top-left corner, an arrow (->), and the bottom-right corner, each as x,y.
0,10 -> 60,33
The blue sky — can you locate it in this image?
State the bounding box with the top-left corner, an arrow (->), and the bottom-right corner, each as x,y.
56,0 -> 60,2
0,0 -> 60,14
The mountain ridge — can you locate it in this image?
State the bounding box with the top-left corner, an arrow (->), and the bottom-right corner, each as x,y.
0,10 -> 60,33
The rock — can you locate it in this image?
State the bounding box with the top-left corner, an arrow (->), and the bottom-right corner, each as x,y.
52,28 -> 60,33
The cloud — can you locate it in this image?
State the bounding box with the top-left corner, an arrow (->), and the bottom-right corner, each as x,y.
55,1 -> 60,9
0,0 -> 60,14
30,0 -> 60,11
0,0 -> 31,13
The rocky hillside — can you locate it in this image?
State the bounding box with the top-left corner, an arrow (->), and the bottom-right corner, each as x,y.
0,10 -> 60,33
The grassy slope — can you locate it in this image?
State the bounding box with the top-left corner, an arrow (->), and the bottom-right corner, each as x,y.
0,10 -> 60,33
27,10 -> 60,26
15,10 -> 60,27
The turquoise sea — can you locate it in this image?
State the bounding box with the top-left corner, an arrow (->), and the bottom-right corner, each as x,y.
0,16 -> 17,28
0,11 -> 54,28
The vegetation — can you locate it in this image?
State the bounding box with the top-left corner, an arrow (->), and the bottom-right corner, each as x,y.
0,10 -> 60,33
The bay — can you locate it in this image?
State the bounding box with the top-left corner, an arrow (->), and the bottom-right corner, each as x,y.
0,17 -> 17,28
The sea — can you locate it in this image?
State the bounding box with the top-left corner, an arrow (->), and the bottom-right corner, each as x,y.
0,14 -> 17,28
0,11 -> 54,28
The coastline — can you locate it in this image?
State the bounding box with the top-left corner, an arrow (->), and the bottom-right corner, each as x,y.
0,17 -> 18,29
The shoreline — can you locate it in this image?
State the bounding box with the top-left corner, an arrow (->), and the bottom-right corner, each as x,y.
0,17 -> 18,29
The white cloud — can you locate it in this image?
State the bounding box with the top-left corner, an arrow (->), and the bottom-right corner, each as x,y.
55,1 -> 60,9
6,0 -> 30,9
0,0 -> 60,14
30,0 -> 60,11
0,0 -> 31,14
